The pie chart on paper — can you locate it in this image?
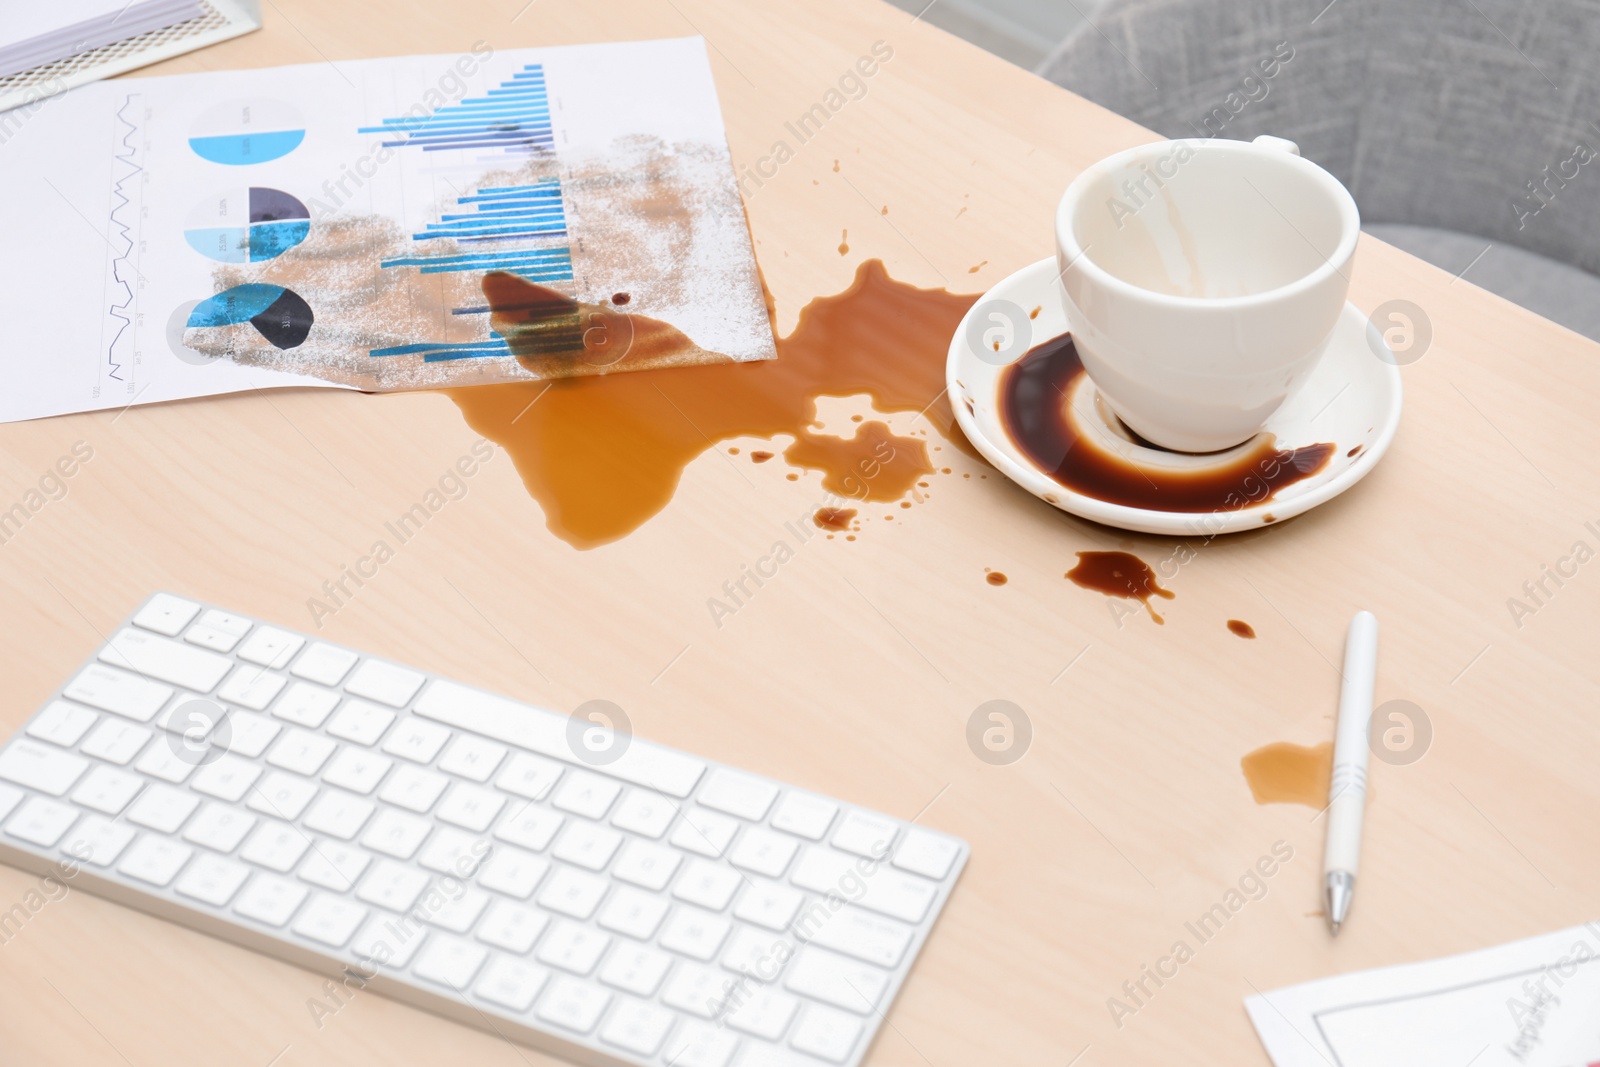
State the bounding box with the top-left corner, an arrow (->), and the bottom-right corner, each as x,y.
184,187 -> 311,263
188,99 -> 305,165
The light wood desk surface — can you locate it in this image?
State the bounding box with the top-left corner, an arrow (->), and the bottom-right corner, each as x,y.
3,1 -> 1599,1063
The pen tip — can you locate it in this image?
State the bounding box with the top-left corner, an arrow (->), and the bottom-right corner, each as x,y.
1329,920 -> 1341,937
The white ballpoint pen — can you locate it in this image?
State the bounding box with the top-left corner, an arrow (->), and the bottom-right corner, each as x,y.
1324,610 -> 1378,936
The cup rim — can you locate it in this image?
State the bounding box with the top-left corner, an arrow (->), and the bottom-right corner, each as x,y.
1055,137 -> 1361,311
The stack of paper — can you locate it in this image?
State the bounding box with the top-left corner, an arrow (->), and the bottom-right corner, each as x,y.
1247,922 -> 1600,1066
0,0 -> 204,79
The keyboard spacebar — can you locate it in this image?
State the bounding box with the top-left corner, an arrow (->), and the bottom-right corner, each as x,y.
413,680 -> 706,798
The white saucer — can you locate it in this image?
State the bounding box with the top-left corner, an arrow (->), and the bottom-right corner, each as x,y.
947,257 -> 1403,536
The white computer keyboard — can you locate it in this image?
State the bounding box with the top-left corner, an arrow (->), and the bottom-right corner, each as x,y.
0,594 -> 967,1067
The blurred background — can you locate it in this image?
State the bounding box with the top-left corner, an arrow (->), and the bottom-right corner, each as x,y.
882,0 -> 1093,68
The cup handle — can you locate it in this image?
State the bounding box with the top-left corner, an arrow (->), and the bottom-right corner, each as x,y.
1251,134 -> 1301,156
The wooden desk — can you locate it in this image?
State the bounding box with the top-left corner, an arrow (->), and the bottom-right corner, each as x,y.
3,2 -> 1598,1063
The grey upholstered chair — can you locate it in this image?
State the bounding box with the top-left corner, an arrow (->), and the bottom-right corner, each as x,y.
1038,0 -> 1600,340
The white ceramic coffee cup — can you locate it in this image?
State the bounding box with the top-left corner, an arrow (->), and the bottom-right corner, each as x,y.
1055,135 -> 1360,453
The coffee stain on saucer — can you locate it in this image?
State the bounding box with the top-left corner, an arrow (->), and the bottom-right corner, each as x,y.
1241,741 -> 1332,807
1066,550 -> 1175,623
998,331 -> 1335,512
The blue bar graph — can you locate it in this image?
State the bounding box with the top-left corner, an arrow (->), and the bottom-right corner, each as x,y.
369,170 -> 575,361
356,63 -> 553,155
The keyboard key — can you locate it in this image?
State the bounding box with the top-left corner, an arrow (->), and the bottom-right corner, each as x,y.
363,809 -> 431,859
71,764 -> 143,814
101,628 -> 231,693
612,840 -> 680,891
236,626 -> 304,669
267,728 -> 337,776
551,771 -> 621,820
536,976 -> 610,1033
345,660 -> 424,708
381,719 -> 451,764
296,842 -> 370,892
191,755 -> 261,802
248,771 -> 319,820
175,853 -> 251,905
67,812 -> 140,865
831,811 -> 898,859
673,859 -> 743,911
495,752 -> 563,801
222,711 -> 280,758
671,807 -> 739,858
659,906 -> 731,961
438,735 -> 506,782
698,769 -> 779,822
802,906 -> 912,969
271,682 -> 340,728
892,828 -> 962,880
538,867 -> 609,920
5,796 -> 77,846
351,913 -> 427,969
476,899 -> 548,953
63,664 -> 172,722
119,835 -> 192,886
379,765 -> 448,813
80,719 -> 151,765
723,927 -> 794,981
732,880 -> 804,932
234,875 -> 308,926
725,987 -> 799,1040
611,788 -> 676,839
789,1004 -> 864,1062
476,846 -> 548,899
321,748 -> 391,795
784,948 -> 889,1014
132,593 -> 201,636
185,610 -> 252,652
0,739 -> 88,795
770,793 -> 837,841
134,742 -> 197,785
241,820 -> 312,872
598,943 -> 673,997
413,936 -> 487,990
552,822 -> 622,871
597,886 -> 669,940
494,806 -> 563,852
292,893 -> 367,947
599,997 -> 675,1056
27,701 -> 97,746
728,827 -> 799,878
325,699 -> 394,746
356,860 -> 430,912
0,784 -> 23,823
435,784 -> 504,832
126,784 -> 199,833
663,1022 -> 740,1067
414,679 -> 705,798
290,643 -> 358,687
303,790 -> 375,840
662,962 -> 732,1018
424,888 -> 489,934
184,802 -> 256,852
217,665 -> 287,711
417,827 -> 489,876
475,956 -> 550,1013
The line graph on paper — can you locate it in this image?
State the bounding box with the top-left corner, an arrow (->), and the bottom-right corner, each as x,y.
103,92 -> 147,392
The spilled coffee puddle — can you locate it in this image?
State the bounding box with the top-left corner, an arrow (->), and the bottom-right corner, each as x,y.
1066,550 -> 1175,623
1241,741 -> 1332,808
446,260 -> 978,548
998,331 -> 1335,512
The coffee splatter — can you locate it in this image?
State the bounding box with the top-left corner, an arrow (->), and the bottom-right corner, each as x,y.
750,450 -> 774,463
814,507 -> 857,531
1066,550 -> 1175,623
838,229 -> 849,256
1241,742 -> 1332,808
986,571 -> 1008,586
1227,619 -> 1256,639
